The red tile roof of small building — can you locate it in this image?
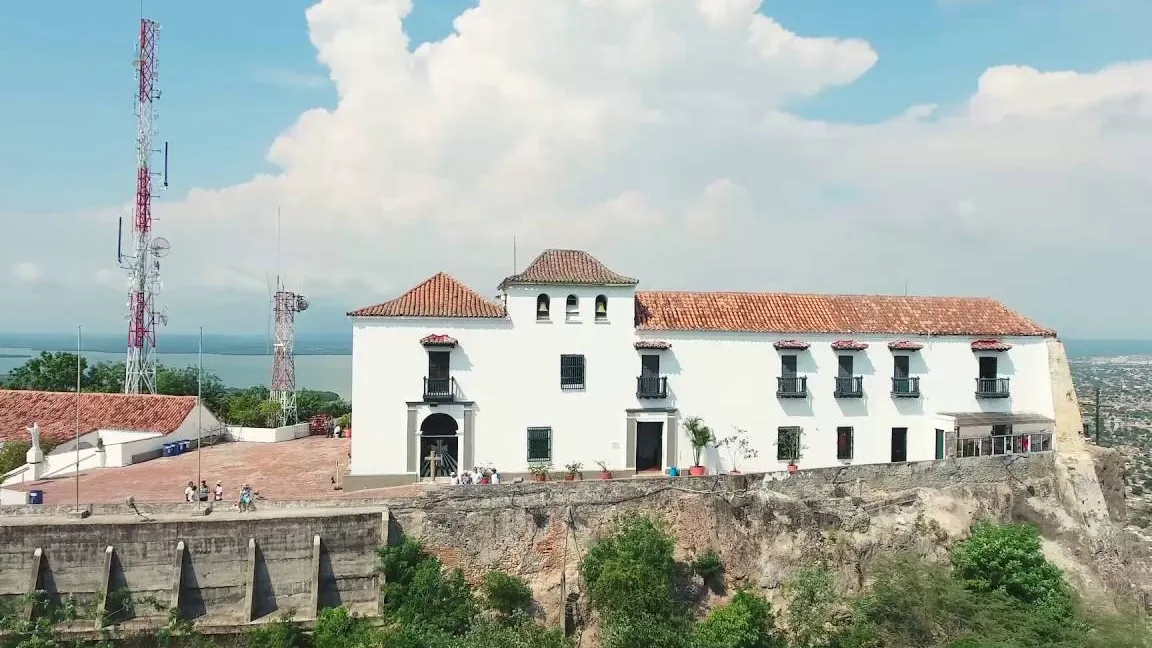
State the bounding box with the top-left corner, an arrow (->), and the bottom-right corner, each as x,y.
635,292 -> 1054,337
500,249 -> 638,288
349,272 -> 507,318
773,340 -> 811,350
0,390 -> 197,445
971,339 -> 1013,351
888,340 -> 925,351
634,340 -> 672,350
831,340 -> 869,351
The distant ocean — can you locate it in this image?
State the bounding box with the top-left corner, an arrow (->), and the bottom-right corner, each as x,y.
0,335 -> 1148,404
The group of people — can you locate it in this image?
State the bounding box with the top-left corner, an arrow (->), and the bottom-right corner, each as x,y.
183,480 -> 259,511
450,466 -> 500,485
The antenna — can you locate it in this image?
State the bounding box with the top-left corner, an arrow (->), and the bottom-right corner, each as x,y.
121,16 -> 169,395
269,214 -> 308,427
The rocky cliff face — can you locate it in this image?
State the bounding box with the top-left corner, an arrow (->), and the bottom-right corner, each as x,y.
386,448 -> 1152,636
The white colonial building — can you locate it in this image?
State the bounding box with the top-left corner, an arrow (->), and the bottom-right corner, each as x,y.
346,249 -> 1060,489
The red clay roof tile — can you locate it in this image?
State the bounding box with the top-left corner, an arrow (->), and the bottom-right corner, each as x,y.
971,339 -> 1013,351
349,272 -> 506,318
831,340 -> 869,351
635,292 -> 1054,337
0,390 -> 196,445
420,334 -> 458,346
774,340 -> 812,350
634,340 -> 672,350
888,340 -> 925,351
500,249 -> 638,288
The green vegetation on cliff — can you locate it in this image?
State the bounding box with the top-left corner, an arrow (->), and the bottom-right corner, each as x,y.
0,517 -> 1148,647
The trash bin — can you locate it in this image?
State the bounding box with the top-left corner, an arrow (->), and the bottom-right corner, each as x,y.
180,440 -> 191,453
162,442 -> 174,457
27,490 -> 44,505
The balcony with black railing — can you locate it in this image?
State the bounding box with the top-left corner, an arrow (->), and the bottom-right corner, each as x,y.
975,377 -> 1010,399
834,376 -> 864,398
636,375 -> 669,399
423,376 -> 461,402
891,376 -> 920,398
777,376 -> 807,398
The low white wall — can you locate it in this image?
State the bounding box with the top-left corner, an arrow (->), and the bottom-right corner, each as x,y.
227,422 -> 310,444
0,488 -> 26,505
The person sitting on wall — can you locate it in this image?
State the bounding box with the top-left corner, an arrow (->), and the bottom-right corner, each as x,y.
238,484 -> 253,512
198,480 -> 210,502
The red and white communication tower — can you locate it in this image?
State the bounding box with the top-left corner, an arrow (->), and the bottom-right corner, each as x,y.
119,17 -> 171,394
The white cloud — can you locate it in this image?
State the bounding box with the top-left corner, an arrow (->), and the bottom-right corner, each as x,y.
3,0 -> 1151,336
11,262 -> 42,284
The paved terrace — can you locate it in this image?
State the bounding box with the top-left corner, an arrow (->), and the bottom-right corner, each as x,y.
4,436 -> 422,505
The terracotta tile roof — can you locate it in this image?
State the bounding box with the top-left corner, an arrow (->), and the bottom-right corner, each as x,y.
420,334 -> 458,347
0,390 -> 197,445
500,249 -> 638,288
349,272 -> 506,318
634,340 -> 672,350
774,340 -> 811,350
831,340 -> 869,351
888,340 -> 925,351
971,339 -> 1013,351
635,292 -> 1055,337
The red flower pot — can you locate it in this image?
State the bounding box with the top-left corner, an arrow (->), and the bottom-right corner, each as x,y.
564,475 -> 576,481
688,466 -> 706,477
599,471 -> 613,480
729,469 -> 741,475
533,474 -> 547,482
787,464 -> 798,474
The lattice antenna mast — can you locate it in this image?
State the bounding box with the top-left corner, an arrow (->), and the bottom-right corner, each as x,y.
269,218 -> 309,427
120,17 -> 170,394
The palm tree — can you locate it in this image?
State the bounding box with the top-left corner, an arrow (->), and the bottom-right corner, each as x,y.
684,416 -> 715,468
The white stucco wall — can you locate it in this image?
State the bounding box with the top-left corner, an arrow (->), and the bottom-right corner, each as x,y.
350,284 -> 1056,479
227,422 -> 310,443
647,331 -> 1054,473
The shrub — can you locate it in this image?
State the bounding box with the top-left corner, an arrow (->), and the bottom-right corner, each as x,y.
692,549 -> 723,584
482,571 -> 534,619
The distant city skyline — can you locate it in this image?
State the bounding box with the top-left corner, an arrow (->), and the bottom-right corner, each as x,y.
2,0 -> 1151,339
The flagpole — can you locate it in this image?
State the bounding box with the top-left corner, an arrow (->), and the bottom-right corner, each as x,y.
197,327 -> 203,510
74,325 -> 82,512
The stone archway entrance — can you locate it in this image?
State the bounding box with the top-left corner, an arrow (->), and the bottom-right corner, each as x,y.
420,413 -> 459,478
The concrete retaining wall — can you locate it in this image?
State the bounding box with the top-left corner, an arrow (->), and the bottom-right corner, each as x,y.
0,508 -> 386,626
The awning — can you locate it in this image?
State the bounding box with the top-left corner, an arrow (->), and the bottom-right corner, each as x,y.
939,412 -> 1054,439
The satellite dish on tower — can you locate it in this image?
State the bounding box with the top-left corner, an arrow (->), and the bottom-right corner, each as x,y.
151,237 -> 171,258
296,295 -> 310,312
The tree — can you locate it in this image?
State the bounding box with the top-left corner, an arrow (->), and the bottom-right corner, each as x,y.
692,590 -> 783,648
783,565 -> 841,648
4,351 -> 87,391
86,361 -> 125,393
951,520 -> 1071,611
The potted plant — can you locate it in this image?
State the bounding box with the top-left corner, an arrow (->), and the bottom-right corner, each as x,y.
777,428 -> 804,473
595,460 -> 613,480
529,464 -> 551,482
564,462 -> 584,481
718,427 -> 758,474
684,416 -> 715,477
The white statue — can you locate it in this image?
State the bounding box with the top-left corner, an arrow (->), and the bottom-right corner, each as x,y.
26,423 -> 40,451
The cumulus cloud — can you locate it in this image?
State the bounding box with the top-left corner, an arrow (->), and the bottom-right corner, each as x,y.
3,0 -> 1151,336
11,262 -> 42,284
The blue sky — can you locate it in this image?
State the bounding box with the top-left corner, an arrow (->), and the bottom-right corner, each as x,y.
2,0 -> 1148,216
1,0 -> 1150,338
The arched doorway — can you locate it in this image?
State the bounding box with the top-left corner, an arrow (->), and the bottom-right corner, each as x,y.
419,413 -> 459,478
